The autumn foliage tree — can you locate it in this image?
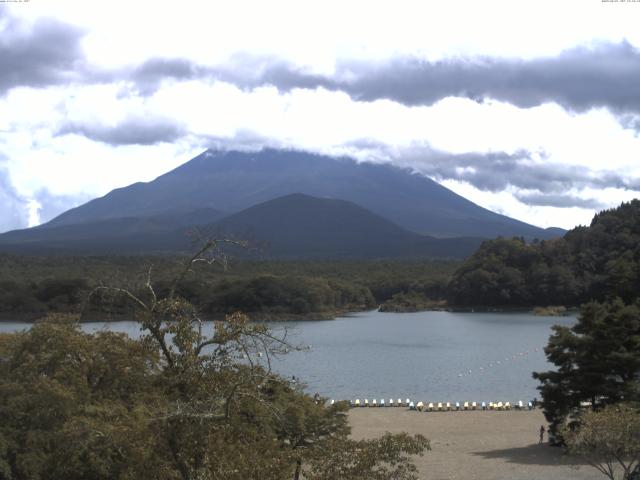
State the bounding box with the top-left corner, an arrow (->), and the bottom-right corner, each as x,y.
0,240 -> 428,479
563,404 -> 640,480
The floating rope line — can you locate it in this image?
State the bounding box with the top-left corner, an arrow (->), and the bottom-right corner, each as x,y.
455,345 -> 545,378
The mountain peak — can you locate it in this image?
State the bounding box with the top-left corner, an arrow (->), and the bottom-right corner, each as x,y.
7,148 -> 563,248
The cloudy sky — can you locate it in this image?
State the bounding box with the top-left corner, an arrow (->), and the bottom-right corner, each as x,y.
1,0 -> 640,233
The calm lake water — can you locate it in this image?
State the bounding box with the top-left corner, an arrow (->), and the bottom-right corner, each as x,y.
1,310 -> 574,404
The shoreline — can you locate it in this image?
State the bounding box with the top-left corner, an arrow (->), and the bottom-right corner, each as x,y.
349,408 -> 601,480
0,305 -> 578,324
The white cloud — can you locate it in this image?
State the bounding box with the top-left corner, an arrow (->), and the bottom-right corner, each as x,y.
2,1 -> 640,233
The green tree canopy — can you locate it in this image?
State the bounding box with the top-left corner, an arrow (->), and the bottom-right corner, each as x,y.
533,299 -> 640,441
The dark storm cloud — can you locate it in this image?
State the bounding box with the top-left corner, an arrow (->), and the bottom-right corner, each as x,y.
333,42 -> 640,113
4,7 -> 639,120
186,43 -> 640,116
0,10 -> 89,94
57,117 -> 186,146
514,192 -> 606,209
128,58 -> 211,95
344,141 -> 640,204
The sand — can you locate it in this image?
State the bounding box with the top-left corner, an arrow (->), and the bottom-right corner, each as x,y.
348,408 -> 603,480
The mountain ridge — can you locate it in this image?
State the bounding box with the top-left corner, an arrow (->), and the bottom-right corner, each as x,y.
42,148 -> 563,239
0,193 -> 484,258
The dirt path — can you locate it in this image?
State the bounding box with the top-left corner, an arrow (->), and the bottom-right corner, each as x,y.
348,408 -> 603,480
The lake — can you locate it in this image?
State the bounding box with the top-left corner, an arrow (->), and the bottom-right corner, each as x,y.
1,310 -> 574,404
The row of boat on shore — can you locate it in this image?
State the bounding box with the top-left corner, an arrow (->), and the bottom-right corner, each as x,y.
333,399 -> 536,410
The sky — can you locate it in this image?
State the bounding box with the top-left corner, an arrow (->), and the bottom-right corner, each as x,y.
1,0 -> 640,233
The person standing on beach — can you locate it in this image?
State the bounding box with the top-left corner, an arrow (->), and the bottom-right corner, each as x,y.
539,425 -> 545,444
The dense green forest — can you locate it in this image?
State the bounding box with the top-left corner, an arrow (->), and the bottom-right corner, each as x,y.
448,200 -> 640,308
0,256 -> 458,320
3,200 -> 639,319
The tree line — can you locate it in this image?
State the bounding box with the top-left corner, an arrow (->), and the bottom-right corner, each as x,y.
448,200 -> 640,308
0,257 -> 457,320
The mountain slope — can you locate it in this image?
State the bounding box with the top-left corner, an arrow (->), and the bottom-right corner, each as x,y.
0,194 -> 482,258
0,208 -> 224,254
43,149 -> 562,239
208,193 -> 483,258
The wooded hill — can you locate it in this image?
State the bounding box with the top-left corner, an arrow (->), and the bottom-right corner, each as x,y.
448,200 -> 640,307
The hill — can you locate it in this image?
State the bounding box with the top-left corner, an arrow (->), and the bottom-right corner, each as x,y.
447,200 -> 640,307
209,193 -> 482,259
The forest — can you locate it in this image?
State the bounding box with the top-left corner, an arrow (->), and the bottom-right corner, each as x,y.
448,200 -> 640,308
0,256 -> 457,320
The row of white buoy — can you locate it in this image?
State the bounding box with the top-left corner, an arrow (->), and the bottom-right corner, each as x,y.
343,399 -> 534,411
456,347 -> 543,378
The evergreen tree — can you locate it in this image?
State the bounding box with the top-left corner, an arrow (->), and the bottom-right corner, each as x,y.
533,299 -> 640,441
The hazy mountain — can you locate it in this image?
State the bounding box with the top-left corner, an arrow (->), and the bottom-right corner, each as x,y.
0,194 -> 482,258
208,193 -> 483,258
0,208 -> 224,254
43,149 -> 563,239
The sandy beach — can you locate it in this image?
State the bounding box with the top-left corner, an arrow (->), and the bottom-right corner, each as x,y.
349,408 -> 603,480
